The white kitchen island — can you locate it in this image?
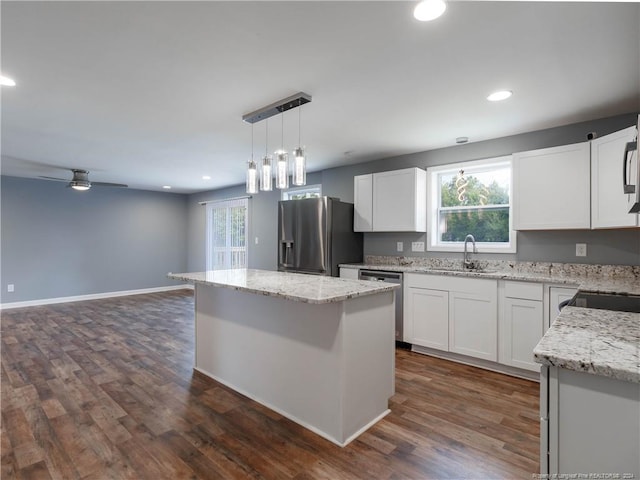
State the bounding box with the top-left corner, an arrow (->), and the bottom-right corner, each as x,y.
168,269 -> 399,447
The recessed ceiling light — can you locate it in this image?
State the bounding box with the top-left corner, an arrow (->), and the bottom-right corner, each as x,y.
414,0 -> 446,22
0,75 -> 16,87
456,137 -> 469,144
487,90 -> 513,102
202,175 -> 211,180
162,185 -> 172,189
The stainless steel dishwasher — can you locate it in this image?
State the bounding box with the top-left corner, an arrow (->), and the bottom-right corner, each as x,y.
359,270 -> 403,341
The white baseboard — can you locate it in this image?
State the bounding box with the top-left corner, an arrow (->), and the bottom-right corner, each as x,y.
410,344 -> 540,382
0,284 -> 194,310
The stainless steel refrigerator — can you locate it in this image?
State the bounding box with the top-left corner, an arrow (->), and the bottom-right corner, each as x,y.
278,197 -> 363,276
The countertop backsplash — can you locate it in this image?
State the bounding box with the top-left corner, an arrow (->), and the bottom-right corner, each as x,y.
362,255 -> 640,280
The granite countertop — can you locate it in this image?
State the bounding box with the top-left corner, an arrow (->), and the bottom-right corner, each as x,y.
168,269 -> 399,305
534,306 -> 640,383
340,260 -> 639,295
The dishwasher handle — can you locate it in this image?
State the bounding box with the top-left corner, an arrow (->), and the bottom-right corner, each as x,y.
359,270 -> 402,282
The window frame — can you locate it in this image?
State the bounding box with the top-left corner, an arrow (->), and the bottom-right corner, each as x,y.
426,155 -> 516,253
281,184 -> 322,201
205,197 -> 249,270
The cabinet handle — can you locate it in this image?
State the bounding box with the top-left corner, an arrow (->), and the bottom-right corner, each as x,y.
623,140 -> 637,194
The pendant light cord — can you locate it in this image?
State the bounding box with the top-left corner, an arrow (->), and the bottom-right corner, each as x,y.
298,101 -> 302,146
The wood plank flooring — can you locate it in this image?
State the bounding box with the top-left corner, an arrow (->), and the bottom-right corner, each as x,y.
1,289 -> 540,479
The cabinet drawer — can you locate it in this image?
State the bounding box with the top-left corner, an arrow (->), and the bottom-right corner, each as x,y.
504,281 -> 543,301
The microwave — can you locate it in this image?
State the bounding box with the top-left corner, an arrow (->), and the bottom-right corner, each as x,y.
623,114 -> 639,213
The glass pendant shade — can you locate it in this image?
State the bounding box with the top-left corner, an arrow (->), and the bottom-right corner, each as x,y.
260,155 -> 273,191
292,147 -> 306,186
246,159 -> 258,194
275,151 -> 289,189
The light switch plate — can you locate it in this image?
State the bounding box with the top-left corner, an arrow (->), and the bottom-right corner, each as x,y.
7,284 -> 14,293
575,243 -> 587,257
396,242 -> 403,252
411,241 -> 425,252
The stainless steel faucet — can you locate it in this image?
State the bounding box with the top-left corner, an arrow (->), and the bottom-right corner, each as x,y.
463,234 -> 477,269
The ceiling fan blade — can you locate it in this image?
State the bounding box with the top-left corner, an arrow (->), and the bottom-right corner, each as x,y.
38,176 -> 68,182
92,181 -> 128,188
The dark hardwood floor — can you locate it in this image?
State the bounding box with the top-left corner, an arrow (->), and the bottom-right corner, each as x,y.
1,289 -> 540,479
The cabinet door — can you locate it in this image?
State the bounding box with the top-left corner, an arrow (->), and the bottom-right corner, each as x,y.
405,287 -> 448,350
501,298 -> 543,372
591,126 -> 639,228
449,282 -> 498,361
339,268 -> 359,280
354,174 -> 373,232
548,286 -> 577,330
372,168 -> 427,232
513,142 -> 590,230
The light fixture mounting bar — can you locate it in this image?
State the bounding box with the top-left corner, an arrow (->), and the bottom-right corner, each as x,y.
243,92 -> 312,124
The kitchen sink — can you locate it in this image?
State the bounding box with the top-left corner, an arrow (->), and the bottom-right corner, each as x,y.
427,266 -> 497,274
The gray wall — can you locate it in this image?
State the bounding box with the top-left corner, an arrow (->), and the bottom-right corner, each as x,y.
187,113 -> 640,270
1,176 -> 189,303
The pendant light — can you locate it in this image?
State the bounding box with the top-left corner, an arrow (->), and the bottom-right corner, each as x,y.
246,123 -> 258,194
275,112 -> 289,190
292,102 -> 307,186
242,92 -> 311,194
260,119 -> 273,191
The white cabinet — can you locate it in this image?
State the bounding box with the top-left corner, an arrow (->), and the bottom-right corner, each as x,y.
591,126 -> 639,229
544,367 -> 640,477
404,274 -> 497,361
448,280 -> 498,362
548,286 -> 578,330
354,167 -> 427,232
353,174 -> 373,232
513,142 -> 591,230
339,267 -> 359,280
499,281 -> 544,372
405,285 -> 448,349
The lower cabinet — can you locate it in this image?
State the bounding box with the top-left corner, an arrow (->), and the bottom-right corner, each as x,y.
405,286 -> 448,350
449,288 -> 498,361
498,281 -> 544,372
404,273 -> 498,362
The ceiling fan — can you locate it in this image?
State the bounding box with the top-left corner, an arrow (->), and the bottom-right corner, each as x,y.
39,169 -> 128,191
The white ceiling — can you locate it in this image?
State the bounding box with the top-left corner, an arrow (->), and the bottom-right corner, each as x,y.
1,1 -> 639,194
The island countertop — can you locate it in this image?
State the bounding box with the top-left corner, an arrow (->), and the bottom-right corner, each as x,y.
168,269 -> 399,304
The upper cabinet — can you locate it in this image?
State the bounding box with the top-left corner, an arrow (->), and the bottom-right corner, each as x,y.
513,142 -> 591,230
354,167 -> 427,232
591,126 -> 639,229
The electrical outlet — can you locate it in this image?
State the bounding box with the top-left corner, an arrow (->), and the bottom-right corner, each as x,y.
575,243 -> 587,257
411,241 -> 425,252
396,242 -> 403,252
255,236 -> 259,245
7,284 -> 14,293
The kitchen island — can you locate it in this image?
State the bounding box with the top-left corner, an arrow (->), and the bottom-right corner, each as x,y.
168,269 -> 399,447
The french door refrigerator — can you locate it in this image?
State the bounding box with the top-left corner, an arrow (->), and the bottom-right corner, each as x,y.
277,197 -> 363,276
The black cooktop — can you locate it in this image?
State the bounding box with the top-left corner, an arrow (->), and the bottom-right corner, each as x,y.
567,292 -> 640,313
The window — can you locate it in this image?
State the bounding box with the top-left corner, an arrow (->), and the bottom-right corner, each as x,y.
427,156 -> 515,253
205,198 -> 248,270
281,184 -> 322,201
